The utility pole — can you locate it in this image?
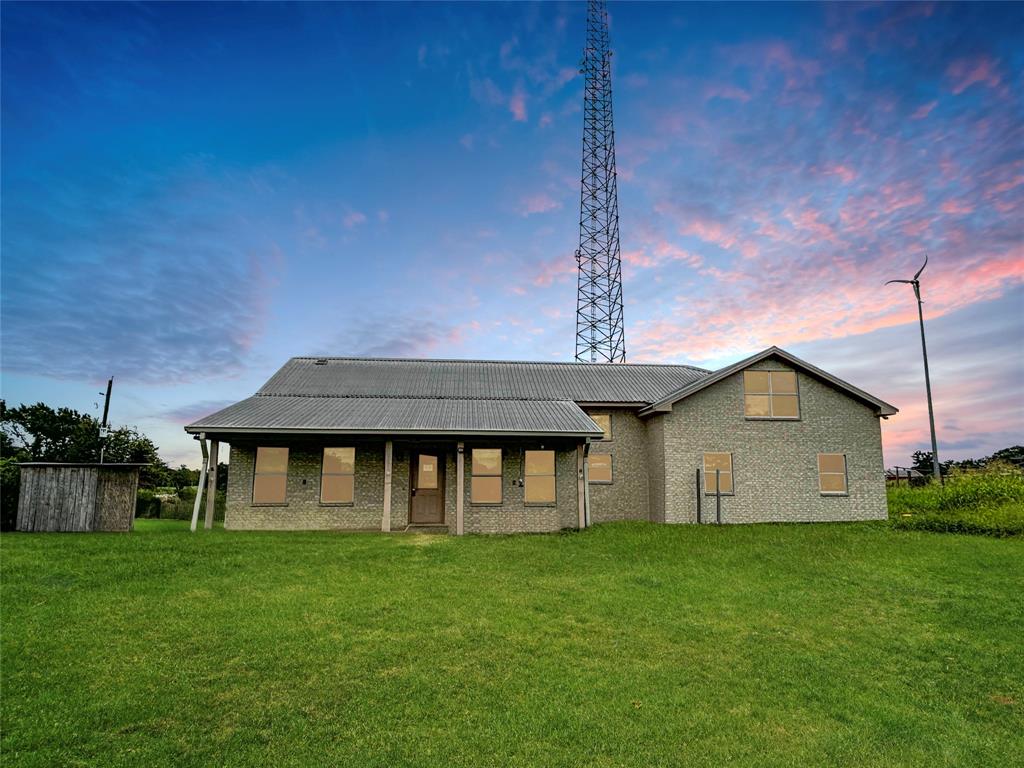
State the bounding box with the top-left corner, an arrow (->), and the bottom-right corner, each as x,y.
886,256 -> 941,482
574,0 -> 626,363
98,377 -> 113,463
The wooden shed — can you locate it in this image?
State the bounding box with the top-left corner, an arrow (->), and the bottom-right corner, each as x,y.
15,463 -> 145,532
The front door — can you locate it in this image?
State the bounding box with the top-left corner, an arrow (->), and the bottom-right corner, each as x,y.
410,452 -> 445,524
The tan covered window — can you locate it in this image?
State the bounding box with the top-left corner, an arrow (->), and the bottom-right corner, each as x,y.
471,449 -> 502,504
818,454 -> 848,494
589,453 -> 612,484
744,370 -> 799,419
524,450 -> 556,504
591,413 -> 612,440
703,452 -> 734,495
321,447 -> 355,503
253,446 -> 288,504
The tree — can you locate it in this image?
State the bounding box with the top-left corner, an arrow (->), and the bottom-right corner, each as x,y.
0,401 -> 170,489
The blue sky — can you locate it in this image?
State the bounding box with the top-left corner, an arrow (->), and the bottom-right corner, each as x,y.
2,1 -> 1021,467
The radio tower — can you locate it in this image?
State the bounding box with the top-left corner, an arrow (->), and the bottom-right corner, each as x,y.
574,0 -> 626,363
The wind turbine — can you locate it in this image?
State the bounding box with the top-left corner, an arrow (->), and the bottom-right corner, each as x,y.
886,255 -> 941,482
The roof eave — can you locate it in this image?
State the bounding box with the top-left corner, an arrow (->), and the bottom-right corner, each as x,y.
184,426 -> 603,438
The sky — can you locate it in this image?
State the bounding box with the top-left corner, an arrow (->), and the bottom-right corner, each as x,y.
1,1 -> 1022,468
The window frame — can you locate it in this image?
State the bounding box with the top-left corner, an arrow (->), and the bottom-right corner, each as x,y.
470,448 -> 503,505
588,453 -> 613,485
817,453 -> 849,496
252,446 -> 289,506
523,449 -> 557,506
590,413 -> 613,441
703,452 -> 735,496
320,447 -> 356,506
743,370 -> 801,421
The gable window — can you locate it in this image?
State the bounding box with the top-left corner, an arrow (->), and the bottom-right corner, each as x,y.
589,453 -> 613,484
818,454 -> 848,495
703,453 -> 734,495
321,447 -> 355,504
744,370 -> 799,419
253,447 -> 288,504
471,449 -> 502,504
524,450 -> 556,504
591,413 -> 612,441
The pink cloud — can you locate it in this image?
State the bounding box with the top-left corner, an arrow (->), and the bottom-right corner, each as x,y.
509,84 -> 527,122
630,246 -> 1024,365
820,164 -> 858,184
342,210 -> 366,229
911,100 -> 938,120
519,193 -> 561,216
947,56 -> 1003,95
704,84 -> 751,103
940,199 -> 974,216
539,113 -> 553,128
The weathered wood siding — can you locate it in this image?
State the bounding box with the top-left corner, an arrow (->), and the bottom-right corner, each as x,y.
15,465 -> 138,532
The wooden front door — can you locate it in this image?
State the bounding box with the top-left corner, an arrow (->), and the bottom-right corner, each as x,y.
410,452 -> 445,524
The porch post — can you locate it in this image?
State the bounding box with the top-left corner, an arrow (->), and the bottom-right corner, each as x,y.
189,433 -> 209,533
456,442 -> 465,536
204,440 -> 219,529
577,442 -> 586,530
382,440 -> 393,532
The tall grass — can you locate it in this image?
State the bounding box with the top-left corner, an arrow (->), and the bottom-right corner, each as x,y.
889,461 -> 1024,537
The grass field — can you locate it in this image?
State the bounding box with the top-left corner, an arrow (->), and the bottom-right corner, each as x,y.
2,520 -> 1022,767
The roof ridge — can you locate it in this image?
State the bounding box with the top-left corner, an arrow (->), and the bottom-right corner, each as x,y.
290,355 -> 710,372
252,393 -> 641,404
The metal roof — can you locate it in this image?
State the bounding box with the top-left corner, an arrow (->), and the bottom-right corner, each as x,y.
185,396 -> 604,437
256,356 -> 709,403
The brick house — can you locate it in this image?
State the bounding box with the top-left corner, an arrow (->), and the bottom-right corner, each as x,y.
184,347 -> 897,533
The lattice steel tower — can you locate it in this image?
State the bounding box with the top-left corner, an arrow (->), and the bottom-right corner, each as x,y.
574,0 -> 626,363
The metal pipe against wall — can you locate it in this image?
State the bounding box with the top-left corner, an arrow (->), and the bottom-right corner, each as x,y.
715,469 -> 722,525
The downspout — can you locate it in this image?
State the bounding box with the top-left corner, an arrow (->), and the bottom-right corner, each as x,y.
190,433 -> 209,533
583,440 -> 592,528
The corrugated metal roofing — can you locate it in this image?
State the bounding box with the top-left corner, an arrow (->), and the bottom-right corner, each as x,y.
186,396 -> 603,436
257,357 -> 710,403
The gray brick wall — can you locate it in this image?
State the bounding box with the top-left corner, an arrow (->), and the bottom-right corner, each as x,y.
226,443 -> 386,530
652,357 -> 888,524
584,409 -> 650,523
226,439 -> 581,533
460,441 -> 580,534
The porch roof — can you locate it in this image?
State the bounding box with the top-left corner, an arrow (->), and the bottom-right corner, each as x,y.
185,395 -> 604,438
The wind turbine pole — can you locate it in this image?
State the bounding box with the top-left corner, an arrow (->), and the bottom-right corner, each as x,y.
913,280 -> 941,482
887,256 -> 941,482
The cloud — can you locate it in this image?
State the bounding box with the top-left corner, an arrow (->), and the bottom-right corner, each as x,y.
1,159 -> 280,384
946,55 -> 1003,95
519,193 -> 561,216
910,100 -> 938,120
509,83 -> 528,121
342,210 -> 367,229
325,314 -> 480,358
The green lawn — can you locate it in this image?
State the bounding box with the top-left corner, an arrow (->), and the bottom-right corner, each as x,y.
2,520 -> 1022,767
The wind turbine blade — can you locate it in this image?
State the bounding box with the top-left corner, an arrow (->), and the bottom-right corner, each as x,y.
914,253 -> 928,280
885,279 -> 913,285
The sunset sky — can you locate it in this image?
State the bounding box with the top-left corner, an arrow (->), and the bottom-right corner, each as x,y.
2,1 -> 1021,468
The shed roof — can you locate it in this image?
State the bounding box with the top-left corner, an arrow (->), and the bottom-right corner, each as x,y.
185,396 -> 604,437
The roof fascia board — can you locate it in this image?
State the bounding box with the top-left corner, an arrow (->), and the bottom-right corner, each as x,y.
185,426 -> 603,438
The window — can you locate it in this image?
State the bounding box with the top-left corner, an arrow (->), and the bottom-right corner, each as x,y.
589,453 -> 612,484
253,447 -> 288,504
471,449 -> 502,504
818,454 -> 848,494
703,453 -> 734,495
524,450 -> 556,504
591,413 -> 612,440
321,447 -> 355,504
744,370 -> 799,419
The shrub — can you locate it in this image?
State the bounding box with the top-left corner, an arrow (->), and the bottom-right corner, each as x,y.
889,462 -> 1024,537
